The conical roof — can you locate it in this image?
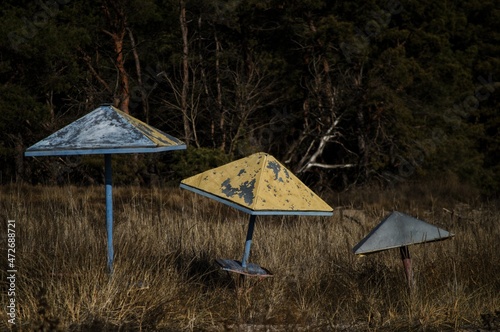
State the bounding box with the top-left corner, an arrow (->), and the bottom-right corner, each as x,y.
353,211 -> 454,255
180,152 -> 333,216
25,105 -> 185,156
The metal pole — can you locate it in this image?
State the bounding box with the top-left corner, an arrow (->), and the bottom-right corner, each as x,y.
241,215 -> 256,268
105,154 -> 114,274
400,245 -> 413,289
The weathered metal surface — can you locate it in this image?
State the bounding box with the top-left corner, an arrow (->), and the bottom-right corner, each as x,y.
24,105 -> 186,274
241,215 -> 256,268
353,211 -> 454,255
181,152 -> 332,277
180,152 -> 333,215
105,154 -> 114,273
25,105 -> 186,156
216,259 -> 273,277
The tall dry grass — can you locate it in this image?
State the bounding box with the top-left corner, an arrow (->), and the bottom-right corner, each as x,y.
0,182 -> 499,331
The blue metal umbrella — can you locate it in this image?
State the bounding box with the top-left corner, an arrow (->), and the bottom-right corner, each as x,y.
25,105 -> 186,273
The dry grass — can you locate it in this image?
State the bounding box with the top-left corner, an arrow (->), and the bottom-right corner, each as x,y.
0,182 -> 499,331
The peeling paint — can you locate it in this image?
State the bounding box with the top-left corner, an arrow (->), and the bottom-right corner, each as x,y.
180,152 -> 333,215
221,178 -> 256,205
266,161 -> 282,182
25,105 -> 186,156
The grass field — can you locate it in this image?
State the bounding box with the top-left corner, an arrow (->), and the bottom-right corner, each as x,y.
0,181 -> 499,331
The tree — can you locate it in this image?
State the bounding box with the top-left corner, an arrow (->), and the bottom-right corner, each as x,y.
0,0 -> 498,193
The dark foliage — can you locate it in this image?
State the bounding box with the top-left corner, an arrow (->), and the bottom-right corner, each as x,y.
0,0 -> 498,195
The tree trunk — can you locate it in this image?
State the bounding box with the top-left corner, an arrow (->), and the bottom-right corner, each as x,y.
357,108 -> 370,180
295,16 -> 357,177
179,0 -> 191,146
102,0 -> 130,113
214,30 -> 226,151
114,33 -> 129,113
128,28 -> 149,122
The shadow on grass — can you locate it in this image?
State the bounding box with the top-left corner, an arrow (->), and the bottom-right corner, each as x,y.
174,249 -> 236,290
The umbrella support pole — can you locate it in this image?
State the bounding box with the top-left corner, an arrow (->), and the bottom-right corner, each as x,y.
241,215 -> 256,269
216,214 -> 271,277
105,154 -> 114,274
400,245 -> 413,290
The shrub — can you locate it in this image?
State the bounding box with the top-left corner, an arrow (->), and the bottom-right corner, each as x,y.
169,146 -> 233,183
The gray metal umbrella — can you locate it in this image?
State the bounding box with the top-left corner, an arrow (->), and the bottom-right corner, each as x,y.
25,105 -> 186,273
353,211 -> 454,288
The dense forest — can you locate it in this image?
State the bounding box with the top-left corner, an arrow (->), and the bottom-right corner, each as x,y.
1,0 -> 499,195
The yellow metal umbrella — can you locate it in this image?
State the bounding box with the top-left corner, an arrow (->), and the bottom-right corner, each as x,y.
180,152 -> 333,276
180,152 -> 332,215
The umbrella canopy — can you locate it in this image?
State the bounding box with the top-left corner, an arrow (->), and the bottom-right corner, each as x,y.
180,152 -> 333,277
353,211 -> 454,255
25,105 -> 186,273
180,152 -> 333,216
25,105 -> 185,156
